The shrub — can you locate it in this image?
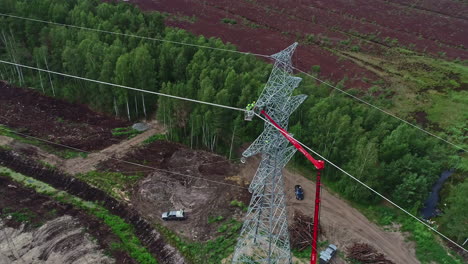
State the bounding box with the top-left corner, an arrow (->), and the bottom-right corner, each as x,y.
221,18 -> 237,25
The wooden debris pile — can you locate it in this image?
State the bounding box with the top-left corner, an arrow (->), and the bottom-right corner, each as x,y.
346,243 -> 395,264
289,210 -> 316,250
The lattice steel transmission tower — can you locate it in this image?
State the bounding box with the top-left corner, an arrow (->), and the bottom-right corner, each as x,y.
232,43 -> 306,264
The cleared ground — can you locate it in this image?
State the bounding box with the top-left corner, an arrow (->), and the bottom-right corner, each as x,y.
125,0 -> 468,89
0,176 -> 132,263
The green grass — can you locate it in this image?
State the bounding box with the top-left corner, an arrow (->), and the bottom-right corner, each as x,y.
230,199 -> 248,212
111,127 -> 143,139
208,215 -> 224,224
0,125 -> 86,159
221,18 -> 237,25
427,90 -> 468,128
1,207 -> 37,224
143,134 -> 166,145
0,167 -> 157,264
76,171 -> 143,200
156,218 -> 242,263
360,205 -> 463,264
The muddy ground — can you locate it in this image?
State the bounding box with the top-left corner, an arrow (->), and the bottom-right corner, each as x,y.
100,140 -> 251,241
124,0 -> 468,89
0,175 -> 134,264
0,81 -> 129,151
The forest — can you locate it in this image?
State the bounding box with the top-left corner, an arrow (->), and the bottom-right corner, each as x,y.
0,0 -> 465,246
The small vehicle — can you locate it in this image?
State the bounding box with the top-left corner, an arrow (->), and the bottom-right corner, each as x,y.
319,244 -> 338,264
161,209 -> 186,221
294,185 -> 304,200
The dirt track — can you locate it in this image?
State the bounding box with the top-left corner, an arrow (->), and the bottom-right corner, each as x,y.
63,120 -> 164,175
283,169 -> 419,264
237,156 -> 418,264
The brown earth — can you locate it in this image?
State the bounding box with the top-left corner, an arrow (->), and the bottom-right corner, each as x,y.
283,168 -> 418,264
122,0 -> 468,89
0,175 -> 135,264
0,81 -> 130,151
100,140 -> 251,241
236,156 -> 418,264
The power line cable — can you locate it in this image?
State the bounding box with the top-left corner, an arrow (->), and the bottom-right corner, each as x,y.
1,12 -> 463,152
0,127 -> 248,190
0,13 -> 270,59
255,112 -> 468,253
0,60 -> 245,112
0,58 -> 465,248
293,66 -> 466,152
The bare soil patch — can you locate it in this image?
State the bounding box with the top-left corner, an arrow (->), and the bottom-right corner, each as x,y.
100,140 -> 251,241
124,0 -> 468,89
0,82 -> 130,151
0,175 -> 134,263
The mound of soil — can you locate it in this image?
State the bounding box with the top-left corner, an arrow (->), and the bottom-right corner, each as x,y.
0,82 -> 129,151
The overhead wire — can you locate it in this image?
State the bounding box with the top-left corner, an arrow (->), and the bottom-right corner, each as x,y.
0,60 -> 245,112
0,127 -> 248,190
0,13 -> 270,59
255,112 -> 468,253
292,66 -> 467,152
0,58 -> 466,251
0,12 -> 464,151
0,12 -> 466,253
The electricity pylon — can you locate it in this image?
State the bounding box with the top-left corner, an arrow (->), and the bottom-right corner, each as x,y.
232,43 -> 306,264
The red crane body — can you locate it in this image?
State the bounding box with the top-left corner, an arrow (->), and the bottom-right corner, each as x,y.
260,110 -> 324,264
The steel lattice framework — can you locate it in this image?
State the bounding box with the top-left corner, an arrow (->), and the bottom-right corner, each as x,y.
232,43 -> 306,264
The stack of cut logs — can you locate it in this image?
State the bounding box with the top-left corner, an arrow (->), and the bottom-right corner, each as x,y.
346,243 -> 395,264
289,210 -> 316,250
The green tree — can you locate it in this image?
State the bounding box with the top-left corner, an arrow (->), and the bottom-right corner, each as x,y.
439,180 -> 468,243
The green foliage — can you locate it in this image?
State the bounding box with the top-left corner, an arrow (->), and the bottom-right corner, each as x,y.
76,170 -> 143,199
157,218 -> 242,263
1,207 -> 37,224
221,18 -> 237,25
143,133 -> 166,144
351,45 -> 361,52
230,199 -> 248,211
208,215 -> 224,224
439,180 -> 468,244
304,34 -> 315,44
112,127 -> 143,139
311,65 -> 321,73
360,204 -> 463,264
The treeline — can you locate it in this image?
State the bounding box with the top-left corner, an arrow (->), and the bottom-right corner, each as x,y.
0,0 -> 465,244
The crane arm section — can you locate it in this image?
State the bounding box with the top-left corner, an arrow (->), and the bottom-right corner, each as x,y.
260,109 -> 324,264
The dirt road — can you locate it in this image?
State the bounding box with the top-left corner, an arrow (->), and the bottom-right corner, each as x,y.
283,168 -> 418,264
237,156 -> 418,263
63,121 -> 164,175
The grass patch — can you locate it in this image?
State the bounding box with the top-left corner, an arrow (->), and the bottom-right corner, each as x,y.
143,134 -> 166,145
208,215 -> 224,224
1,207 -> 37,224
230,199 -> 248,212
221,18 -> 237,25
0,125 -> 87,159
0,167 -> 157,264
76,171 -> 143,200
426,90 -> 468,128
111,127 -> 143,139
156,218 -> 242,263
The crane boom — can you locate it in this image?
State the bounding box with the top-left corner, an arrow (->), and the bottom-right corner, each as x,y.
260,110 -> 324,264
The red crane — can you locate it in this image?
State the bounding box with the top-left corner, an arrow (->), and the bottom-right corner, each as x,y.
260,110 -> 325,264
